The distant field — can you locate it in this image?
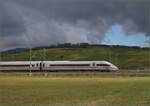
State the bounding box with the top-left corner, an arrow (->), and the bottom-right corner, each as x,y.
0,74 -> 150,106
1,46 -> 150,69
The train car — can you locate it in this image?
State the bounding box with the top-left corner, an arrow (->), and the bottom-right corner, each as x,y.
0,61 -> 41,71
42,61 -> 119,71
0,61 -> 119,72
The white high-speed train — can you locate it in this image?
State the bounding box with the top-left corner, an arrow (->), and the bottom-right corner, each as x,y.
0,61 -> 119,72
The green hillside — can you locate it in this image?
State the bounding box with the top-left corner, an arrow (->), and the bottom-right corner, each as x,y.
0,46 -> 149,69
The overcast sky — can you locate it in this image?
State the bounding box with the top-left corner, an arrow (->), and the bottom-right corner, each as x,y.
0,0 -> 149,51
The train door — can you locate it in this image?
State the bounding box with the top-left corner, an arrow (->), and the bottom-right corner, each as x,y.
43,63 -> 45,71
92,62 -> 96,70
40,62 -> 42,71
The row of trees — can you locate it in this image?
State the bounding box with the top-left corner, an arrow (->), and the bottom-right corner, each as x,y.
1,43 -> 149,55
33,43 -> 149,50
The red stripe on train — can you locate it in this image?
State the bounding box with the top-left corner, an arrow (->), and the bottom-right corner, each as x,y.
44,66 -> 98,68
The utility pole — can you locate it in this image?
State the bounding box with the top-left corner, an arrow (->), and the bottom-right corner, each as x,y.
109,45 -> 112,62
109,51 -> 111,62
0,52 -> 1,61
29,47 -> 32,76
115,53 -> 118,66
43,48 -> 46,61
43,48 -> 47,77
0,42 -> 2,62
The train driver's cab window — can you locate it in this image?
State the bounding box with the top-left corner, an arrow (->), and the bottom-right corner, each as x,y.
97,64 -> 110,66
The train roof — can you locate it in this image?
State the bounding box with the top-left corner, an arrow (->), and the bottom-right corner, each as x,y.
0,61 -> 112,64
0,61 -> 41,65
43,61 -> 111,64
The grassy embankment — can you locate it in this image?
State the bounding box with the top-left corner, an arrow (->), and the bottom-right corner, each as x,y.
1,46 -> 150,69
0,74 -> 150,106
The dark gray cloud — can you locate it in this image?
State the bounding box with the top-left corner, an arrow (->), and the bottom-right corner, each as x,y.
0,0 -> 149,51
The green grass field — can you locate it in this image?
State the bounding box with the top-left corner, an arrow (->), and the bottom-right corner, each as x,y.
1,47 -> 150,69
0,74 -> 150,106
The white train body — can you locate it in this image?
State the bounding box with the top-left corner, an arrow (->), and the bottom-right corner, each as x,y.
0,61 -> 41,71
0,61 -> 119,71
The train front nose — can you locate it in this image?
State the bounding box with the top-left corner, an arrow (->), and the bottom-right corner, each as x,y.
115,67 -> 119,71
110,66 -> 119,71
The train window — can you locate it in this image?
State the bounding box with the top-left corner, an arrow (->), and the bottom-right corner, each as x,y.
97,64 -> 110,66
93,63 -> 95,66
50,64 -> 90,66
0,64 -> 30,67
75,64 -> 90,66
